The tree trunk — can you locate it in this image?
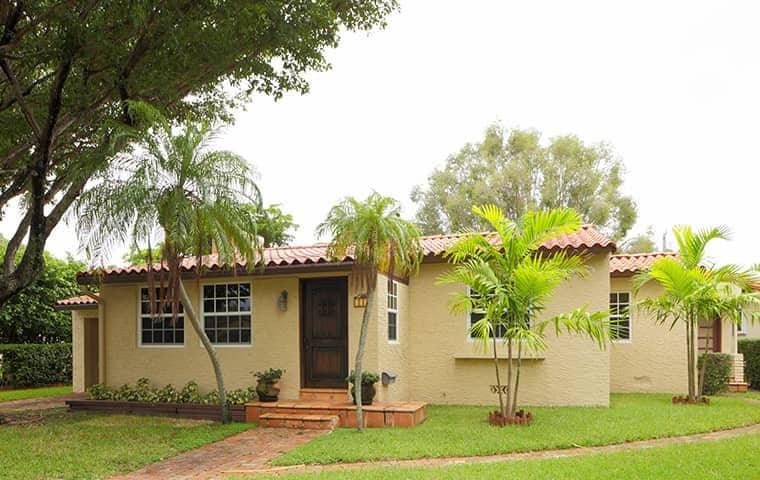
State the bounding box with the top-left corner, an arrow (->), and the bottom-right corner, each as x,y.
512,341 -> 523,417
492,334 -> 505,417
353,289 -> 374,431
178,279 -> 229,423
505,336 -> 512,417
687,319 -> 696,401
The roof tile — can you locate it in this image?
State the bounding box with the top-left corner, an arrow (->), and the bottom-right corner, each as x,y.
609,252 -> 679,275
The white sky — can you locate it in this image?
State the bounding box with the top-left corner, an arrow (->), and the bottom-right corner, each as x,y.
2,0 -> 759,267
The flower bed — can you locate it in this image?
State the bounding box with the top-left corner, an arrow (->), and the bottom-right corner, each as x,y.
66,399 -> 247,422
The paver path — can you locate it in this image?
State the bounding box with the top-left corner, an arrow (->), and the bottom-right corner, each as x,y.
111,428 -> 324,480
0,392 -> 86,413
240,422 -> 760,477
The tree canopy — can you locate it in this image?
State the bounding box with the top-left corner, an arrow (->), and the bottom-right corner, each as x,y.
0,0 -> 398,305
620,226 -> 660,254
0,235 -> 84,343
411,124 -> 637,240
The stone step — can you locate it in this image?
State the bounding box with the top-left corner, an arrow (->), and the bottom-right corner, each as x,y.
299,388 -> 350,402
259,412 -> 339,430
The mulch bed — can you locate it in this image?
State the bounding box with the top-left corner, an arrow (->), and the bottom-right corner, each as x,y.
66,399 -> 246,422
672,395 -> 710,405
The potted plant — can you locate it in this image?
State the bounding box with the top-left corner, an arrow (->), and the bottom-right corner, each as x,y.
346,371 -> 379,405
253,368 -> 284,402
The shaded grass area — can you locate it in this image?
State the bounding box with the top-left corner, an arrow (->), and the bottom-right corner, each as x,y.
0,385 -> 72,402
0,410 -> 252,480
274,394 -> 760,466
261,432 -> 760,479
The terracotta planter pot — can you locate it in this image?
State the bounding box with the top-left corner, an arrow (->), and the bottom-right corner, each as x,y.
350,383 -> 376,405
488,410 -> 533,426
256,379 -> 281,402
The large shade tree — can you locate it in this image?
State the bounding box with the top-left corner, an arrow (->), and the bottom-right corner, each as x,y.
0,0 -> 398,305
74,110 -> 262,422
439,205 -> 609,419
634,226 -> 759,402
411,124 -> 637,240
317,192 -> 422,431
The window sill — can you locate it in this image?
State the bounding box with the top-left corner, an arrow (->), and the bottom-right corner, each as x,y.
138,344 -> 185,349
454,354 -> 545,360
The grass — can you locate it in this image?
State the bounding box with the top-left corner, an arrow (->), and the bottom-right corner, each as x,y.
273,393 -> 760,466
259,432 -> 760,479
0,385 -> 72,402
0,410 -> 252,480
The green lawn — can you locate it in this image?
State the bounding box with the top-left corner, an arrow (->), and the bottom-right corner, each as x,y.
273,393 -> 760,466
0,410 -> 252,480
260,432 -> 760,479
0,385 -> 72,402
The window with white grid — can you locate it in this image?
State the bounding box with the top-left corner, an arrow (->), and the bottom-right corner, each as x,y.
202,283 -> 252,345
387,279 -> 399,342
610,292 -> 631,341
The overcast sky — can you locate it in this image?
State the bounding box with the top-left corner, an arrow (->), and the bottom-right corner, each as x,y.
2,0 -> 759,267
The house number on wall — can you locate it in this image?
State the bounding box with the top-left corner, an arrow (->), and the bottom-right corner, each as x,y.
490,385 -> 508,394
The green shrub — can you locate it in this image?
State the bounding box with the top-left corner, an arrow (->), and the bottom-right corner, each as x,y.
346,371 -> 380,385
86,379 -> 256,405
698,352 -> 733,395
739,339 -> 760,388
0,343 -> 72,387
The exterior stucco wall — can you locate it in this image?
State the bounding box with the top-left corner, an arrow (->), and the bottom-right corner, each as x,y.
406,254 -> 611,407
71,311 -> 86,393
97,271 -> 367,400
609,277 -> 688,393
373,275 -> 411,402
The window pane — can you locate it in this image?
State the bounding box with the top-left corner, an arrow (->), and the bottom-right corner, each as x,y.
228,298 -> 239,312
203,285 -> 214,298
204,299 -> 215,312
142,331 -> 152,344
204,317 -> 215,329
619,293 -> 630,303
239,297 -> 251,312
141,317 -> 152,329
175,331 -> 184,343
241,329 -> 251,343
241,315 -> 251,328
141,302 -> 150,315
217,316 -> 228,329
175,317 -> 184,329
229,329 -> 240,343
206,330 -> 216,343
215,285 -> 226,297
239,283 -> 251,297
141,288 -> 150,301
163,331 -> 174,344
229,315 -> 240,329
216,299 -> 227,312
217,329 -> 228,343
227,284 -> 238,297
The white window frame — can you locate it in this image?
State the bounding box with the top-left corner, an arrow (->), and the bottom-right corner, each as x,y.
200,281 -> 253,348
137,287 -> 185,348
466,287 -> 506,341
738,309 -> 748,336
610,291 -> 632,343
387,279 -> 400,343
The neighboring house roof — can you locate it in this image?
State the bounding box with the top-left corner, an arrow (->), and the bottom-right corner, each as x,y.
54,295 -> 98,310
609,252 -> 679,276
76,225 -> 615,283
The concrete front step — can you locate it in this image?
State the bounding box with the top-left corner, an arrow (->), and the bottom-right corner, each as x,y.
299,388 -> 349,402
259,412 -> 339,430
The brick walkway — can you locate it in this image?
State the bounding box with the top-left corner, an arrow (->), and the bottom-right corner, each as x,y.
0,392 -> 86,413
244,422 -> 760,477
111,428 -> 324,480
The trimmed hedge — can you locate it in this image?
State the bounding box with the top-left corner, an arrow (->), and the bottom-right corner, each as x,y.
0,343 -> 72,387
88,378 -> 257,405
698,352 -> 733,395
739,338 -> 760,389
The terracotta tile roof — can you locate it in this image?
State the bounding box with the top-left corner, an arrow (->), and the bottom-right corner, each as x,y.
610,252 -> 679,275
77,225 -> 615,282
54,295 -> 98,309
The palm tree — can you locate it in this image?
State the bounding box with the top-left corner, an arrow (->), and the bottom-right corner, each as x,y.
634,226 -> 759,402
316,193 -> 422,431
74,109 -> 261,423
439,205 -> 609,419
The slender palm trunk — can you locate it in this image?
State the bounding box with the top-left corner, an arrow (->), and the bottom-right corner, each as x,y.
686,318 -> 696,401
492,335 -> 505,417
512,341 -> 523,417
353,290 -> 374,431
178,279 -> 229,423
505,337 -> 513,416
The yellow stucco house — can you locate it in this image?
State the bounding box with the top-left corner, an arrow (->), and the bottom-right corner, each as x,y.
57,226 -> 747,408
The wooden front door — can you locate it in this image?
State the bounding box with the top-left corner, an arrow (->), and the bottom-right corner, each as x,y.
301,278 -> 349,389
698,318 -> 722,353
